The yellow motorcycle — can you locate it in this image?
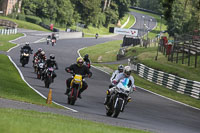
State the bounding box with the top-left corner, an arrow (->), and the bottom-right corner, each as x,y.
68,73 -> 85,105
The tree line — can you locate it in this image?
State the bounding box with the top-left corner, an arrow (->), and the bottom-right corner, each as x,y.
20,0 -> 134,28
135,0 -> 200,36
9,0 -> 200,37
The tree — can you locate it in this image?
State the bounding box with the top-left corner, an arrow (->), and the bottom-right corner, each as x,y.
114,0 -> 131,19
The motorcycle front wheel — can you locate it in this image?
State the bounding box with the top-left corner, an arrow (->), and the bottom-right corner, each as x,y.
113,99 -> 123,118
68,88 -> 77,105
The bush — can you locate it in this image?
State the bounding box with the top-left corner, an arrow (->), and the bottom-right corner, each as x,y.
25,15 -> 42,25
16,14 -> 26,21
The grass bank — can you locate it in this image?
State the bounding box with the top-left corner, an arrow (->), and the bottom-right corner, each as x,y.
79,42 -> 200,109
0,33 -> 23,51
0,108 -> 150,133
0,54 -> 60,108
0,16 -> 49,31
82,13 -> 135,37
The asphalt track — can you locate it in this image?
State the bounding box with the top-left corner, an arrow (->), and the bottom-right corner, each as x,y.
7,12 -> 200,133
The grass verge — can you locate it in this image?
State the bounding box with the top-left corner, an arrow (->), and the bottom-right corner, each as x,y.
0,16 -> 49,32
79,40 -> 122,62
0,108 -> 150,133
0,33 -> 23,51
80,43 -> 200,109
0,54 -> 61,108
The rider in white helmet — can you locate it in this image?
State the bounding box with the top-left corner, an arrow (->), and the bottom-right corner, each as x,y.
104,66 -> 136,105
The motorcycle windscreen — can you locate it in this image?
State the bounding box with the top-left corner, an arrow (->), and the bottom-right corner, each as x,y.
121,78 -> 129,88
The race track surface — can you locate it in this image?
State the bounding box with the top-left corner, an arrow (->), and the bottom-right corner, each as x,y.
7,11 -> 200,133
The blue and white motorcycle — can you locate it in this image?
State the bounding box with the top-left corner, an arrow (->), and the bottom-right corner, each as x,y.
105,78 -> 132,118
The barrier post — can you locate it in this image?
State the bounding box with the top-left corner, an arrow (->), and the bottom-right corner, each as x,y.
46,88 -> 52,104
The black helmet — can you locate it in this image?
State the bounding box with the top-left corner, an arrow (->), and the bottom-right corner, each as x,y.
50,54 -> 55,60
84,54 -> 89,59
118,65 -> 124,72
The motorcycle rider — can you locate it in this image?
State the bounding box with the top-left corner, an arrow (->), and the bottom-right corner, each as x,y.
104,66 -> 136,105
42,54 -> 58,82
21,42 -> 32,53
51,33 -> 57,43
65,57 -> 92,98
109,64 -> 124,88
33,48 -> 43,66
47,35 -> 51,44
20,42 -> 32,62
95,33 -> 98,39
38,51 -> 47,61
83,54 -> 91,68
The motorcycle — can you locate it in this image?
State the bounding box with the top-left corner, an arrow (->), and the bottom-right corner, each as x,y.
33,56 -> 39,72
105,78 -> 132,118
20,49 -> 30,67
51,39 -> 56,46
36,59 -> 45,79
95,33 -> 98,39
44,67 -> 54,88
67,72 -> 86,105
47,38 -> 51,45
84,61 -> 91,69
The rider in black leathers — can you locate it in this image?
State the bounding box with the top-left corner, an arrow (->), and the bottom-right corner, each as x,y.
65,57 -> 92,98
42,54 -> 58,82
20,42 -> 32,62
21,42 -> 32,53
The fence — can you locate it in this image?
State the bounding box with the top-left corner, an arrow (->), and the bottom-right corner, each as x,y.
0,28 -> 17,35
0,19 -> 18,35
128,61 -> 200,99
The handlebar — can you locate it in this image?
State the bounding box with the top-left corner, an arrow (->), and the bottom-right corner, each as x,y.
67,71 -> 88,78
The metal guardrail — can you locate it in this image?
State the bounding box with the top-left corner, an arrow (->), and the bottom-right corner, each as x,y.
128,61 -> 200,99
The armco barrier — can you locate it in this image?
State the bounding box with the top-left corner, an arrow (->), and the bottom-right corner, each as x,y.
129,62 -> 200,99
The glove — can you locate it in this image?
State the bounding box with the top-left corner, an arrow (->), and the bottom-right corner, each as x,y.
133,87 -> 136,91
67,69 -> 71,73
112,80 -> 117,85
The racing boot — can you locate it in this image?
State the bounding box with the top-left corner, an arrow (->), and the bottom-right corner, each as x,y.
104,90 -> 111,105
64,88 -> 71,95
78,89 -> 84,99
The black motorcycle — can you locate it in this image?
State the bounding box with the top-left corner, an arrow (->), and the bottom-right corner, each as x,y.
44,67 -> 54,88
36,59 -> 45,79
20,49 -> 31,67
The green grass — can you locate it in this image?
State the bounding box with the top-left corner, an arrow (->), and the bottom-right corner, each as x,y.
0,16 -> 49,31
79,40 -> 122,62
123,14 -> 135,29
0,108 -> 150,133
80,42 -> 200,109
0,33 -> 23,51
82,12 -> 135,36
0,54 -> 61,108
129,9 -> 167,39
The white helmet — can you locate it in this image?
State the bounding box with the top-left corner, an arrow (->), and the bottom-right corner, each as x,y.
124,66 -> 131,77
41,51 -> 45,55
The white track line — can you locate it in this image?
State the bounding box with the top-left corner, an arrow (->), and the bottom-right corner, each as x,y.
7,34 -> 78,112
77,47 -> 200,111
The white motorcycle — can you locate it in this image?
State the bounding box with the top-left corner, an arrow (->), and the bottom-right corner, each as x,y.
105,78 -> 132,118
